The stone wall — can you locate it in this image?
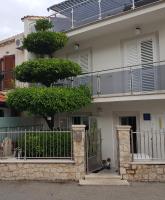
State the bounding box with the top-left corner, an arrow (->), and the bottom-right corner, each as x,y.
117,126 -> 165,182
122,163 -> 165,182
0,125 -> 86,181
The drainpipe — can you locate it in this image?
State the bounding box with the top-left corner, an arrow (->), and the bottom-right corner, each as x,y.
98,0 -> 102,20
132,0 -> 135,10
71,7 -> 74,29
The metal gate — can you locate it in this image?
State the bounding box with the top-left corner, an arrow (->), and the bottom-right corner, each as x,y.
85,128 -> 102,173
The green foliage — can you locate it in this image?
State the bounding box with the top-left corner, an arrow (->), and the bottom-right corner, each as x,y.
7,86 -> 91,117
23,31 -> 68,55
35,19 -> 53,31
15,58 -> 81,86
17,132 -> 72,158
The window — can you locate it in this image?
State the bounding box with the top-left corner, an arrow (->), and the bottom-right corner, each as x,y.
68,50 -> 92,73
123,34 -> 159,92
0,110 -> 4,117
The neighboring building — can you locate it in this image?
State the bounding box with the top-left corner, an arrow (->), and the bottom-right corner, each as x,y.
47,0 -> 165,171
0,17 -> 45,127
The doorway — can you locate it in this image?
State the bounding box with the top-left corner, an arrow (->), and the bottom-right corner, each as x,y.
120,116 -> 137,153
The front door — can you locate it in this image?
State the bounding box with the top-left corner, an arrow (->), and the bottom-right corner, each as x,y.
120,116 -> 137,153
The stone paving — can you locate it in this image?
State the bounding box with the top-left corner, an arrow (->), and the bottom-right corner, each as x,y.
0,181 -> 164,200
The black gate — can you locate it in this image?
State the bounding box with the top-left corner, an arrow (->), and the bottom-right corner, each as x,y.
85,128 -> 102,173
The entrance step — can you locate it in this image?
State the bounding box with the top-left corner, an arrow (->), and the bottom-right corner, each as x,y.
79,173 -> 129,186
85,173 -> 122,180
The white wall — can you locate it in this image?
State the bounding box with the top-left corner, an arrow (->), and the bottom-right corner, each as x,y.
56,19 -> 165,72
91,100 -> 165,168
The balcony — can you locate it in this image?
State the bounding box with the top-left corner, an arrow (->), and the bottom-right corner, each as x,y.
2,61 -> 165,101
55,61 -> 165,99
48,0 -> 161,32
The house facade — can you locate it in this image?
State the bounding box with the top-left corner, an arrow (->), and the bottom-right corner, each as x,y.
47,0 -> 165,171
0,0 -> 165,182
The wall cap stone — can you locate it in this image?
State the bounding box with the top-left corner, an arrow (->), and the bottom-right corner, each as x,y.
72,125 -> 86,129
116,126 -> 131,131
0,159 -> 75,164
131,161 -> 165,165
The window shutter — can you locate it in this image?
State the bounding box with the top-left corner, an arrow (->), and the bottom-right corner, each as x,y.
124,40 -> 140,92
80,51 -> 90,73
140,39 -> 155,91
68,50 -> 91,73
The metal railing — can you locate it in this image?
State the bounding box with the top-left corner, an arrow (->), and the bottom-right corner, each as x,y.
49,0 -> 161,32
55,60 -> 165,97
0,129 -> 73,160
131,130 -> 165,161
2,61 -> 165,97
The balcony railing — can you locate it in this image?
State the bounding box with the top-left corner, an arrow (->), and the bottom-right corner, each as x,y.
49,0 -> 161,32
55,61 -> 165,97
2,61 -> 165,98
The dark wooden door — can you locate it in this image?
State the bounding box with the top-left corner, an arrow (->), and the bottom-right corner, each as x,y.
3,55 -> 15,90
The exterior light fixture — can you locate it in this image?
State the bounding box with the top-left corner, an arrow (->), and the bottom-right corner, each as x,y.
135,27 -> 142,35
74,43 -> 80,50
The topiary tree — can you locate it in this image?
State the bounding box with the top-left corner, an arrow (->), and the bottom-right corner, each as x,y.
7,19 -> 91,130
15,58 -> 81,87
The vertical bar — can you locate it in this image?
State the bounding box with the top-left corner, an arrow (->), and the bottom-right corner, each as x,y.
131,130 -> 134,161
97,74 -> 101,95
151,129 -> 154,160
71,130 -> 73,160
86,131 -> 89,174
160,130 -> 162,160
98,0 -> 102,20
71,7 -> 74,29
144,131 -> 146,159
24,129 -> 27,160
130,67 -> 133,94
132,0 -> 135,10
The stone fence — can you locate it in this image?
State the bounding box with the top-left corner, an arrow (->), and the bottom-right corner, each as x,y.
0,125 -> 86,181
117,126 -> 165,182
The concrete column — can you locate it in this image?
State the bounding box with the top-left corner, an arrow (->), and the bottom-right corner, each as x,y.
117,126 -> 131,176
72,125 -> 86,180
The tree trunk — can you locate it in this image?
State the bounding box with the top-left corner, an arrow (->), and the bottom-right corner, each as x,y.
44,116 -> 55,130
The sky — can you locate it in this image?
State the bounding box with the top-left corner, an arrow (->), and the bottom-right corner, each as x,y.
0,0 -> 63,40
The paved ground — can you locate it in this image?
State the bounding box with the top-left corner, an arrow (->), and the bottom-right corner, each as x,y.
0,181 -> 164,200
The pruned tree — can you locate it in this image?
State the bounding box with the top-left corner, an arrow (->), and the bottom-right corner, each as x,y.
7,19 -> 91,130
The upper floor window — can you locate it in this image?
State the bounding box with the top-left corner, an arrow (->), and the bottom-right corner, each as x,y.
123,34 -> 159,92
68,49 -> 92,73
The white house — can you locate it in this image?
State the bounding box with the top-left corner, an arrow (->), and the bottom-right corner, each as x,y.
46,0 -> 165,171
0,0 -> 165,173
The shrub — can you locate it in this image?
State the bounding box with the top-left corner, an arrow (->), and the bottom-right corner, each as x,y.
35,19 -> 53,32
23,31 -> 68,55
17,132 -> 72,158
7,86 -> 91,117
15,58 -> 81,86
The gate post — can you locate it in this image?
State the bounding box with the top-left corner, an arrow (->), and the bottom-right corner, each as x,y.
72,125 -> 86,180
117,126 -> 131,177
